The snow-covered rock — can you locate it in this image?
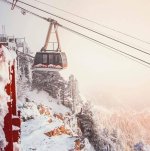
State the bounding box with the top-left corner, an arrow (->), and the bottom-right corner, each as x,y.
19,89 -> 90,151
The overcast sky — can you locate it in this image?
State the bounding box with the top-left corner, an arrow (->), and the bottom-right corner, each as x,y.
1,0 -> 150,110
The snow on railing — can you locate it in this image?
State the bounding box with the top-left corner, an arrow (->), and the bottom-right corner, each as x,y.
33,64 -> 62,69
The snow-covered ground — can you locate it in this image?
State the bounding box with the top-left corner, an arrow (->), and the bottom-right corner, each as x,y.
19,89 -> 94,151
22,117 -> 77,151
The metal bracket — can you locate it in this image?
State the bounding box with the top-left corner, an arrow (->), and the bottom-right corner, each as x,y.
11,0 -> 18,10
43,21 -> 61,52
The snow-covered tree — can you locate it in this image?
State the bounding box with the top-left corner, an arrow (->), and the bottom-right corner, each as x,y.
32,71 -> 67,100
66,75 -> 82,113
76,102 -> 121,151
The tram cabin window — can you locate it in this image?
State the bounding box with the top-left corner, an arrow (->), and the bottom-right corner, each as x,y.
43,54 -> 48,64
49,54 -> 54,64
55,54 -> 62,65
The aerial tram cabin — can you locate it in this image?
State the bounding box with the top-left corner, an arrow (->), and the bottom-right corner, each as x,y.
34,51 -> 67,69
33,21 -> 68,71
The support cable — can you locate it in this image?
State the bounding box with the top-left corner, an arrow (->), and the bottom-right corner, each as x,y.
31,0 -> 150,45
18,0 -> 150,56
1,0 -> 150,68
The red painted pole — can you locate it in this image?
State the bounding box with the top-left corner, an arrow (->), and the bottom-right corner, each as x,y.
3,63 -> 14,151
11,63 -> 17,115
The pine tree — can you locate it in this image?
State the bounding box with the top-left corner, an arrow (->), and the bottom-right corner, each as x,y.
66,75 -> 82,113
76,102 -> 117,151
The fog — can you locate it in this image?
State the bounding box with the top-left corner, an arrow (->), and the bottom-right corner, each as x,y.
1,0 -> 150,110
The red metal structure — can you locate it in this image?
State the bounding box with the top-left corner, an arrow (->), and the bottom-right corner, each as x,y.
0,44 -> 21,151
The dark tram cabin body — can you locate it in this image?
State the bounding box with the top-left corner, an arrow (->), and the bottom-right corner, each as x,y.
33,51 -> 67,69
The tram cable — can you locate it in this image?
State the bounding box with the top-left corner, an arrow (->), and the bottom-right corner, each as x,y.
1,0 -> 150,68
